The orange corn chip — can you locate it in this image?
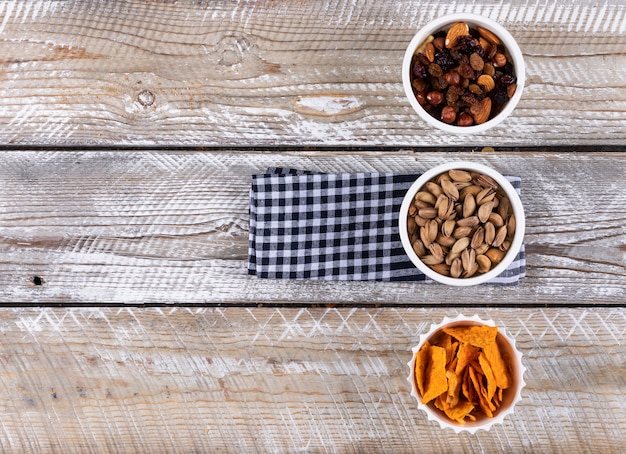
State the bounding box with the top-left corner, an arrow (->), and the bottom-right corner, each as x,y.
421,345 -> 448,404
478,352 -> 497,401
414,340 -> 431,397
440,333 -> 452,361
483,340 -> 512,389
463,366 -> 478,405
455,342 -> 480,375
447,356 -> 458,373
413,322 -> 514,425
469,359 -> 484,376
434,393 -> 448,412
477,389 -> 495,418
468,365 -> 482,399
449,341 -> 459,366
443,325 -> 498,348
446,369 -> 462,407
444,400 -> 475,424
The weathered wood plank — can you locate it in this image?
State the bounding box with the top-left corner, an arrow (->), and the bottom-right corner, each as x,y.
0,307 -> 623,452
0,150 -> 624,305
0,1 -> 624,146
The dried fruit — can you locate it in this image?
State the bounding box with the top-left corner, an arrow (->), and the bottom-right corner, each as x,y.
469,52 -> 485,71
410,21 -> 517,127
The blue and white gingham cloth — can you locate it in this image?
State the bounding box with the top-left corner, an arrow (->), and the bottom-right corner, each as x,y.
248,168 -> 525,283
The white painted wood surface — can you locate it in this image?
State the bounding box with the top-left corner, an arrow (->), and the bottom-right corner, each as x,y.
0,307 -> 623,453
0,0 -> 625,452
1,150 -> 624,305
0,0 -> 624,146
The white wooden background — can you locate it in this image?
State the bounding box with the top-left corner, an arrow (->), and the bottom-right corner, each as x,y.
0,307 -> 624,453
0,0 -> 625,452
0,0 -> 624,146
0,150 -> 624,306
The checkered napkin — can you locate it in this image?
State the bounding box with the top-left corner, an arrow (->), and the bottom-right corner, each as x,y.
248,168 -> 526,283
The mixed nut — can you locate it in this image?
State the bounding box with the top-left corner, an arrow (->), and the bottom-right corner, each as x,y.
406,169 -> 517,278
410,22 -> 517,126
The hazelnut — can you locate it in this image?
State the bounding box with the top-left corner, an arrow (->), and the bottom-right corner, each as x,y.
426,90 -> 443,106
440,106 -> 456,124
433,37 -> 445,50
444,70 -> 461,86
493,52 -> 507,67
416,90 -> 428,105
457,112 -> 474,127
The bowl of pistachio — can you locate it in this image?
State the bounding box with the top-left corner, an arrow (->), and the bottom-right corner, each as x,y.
399,161 -> 525,286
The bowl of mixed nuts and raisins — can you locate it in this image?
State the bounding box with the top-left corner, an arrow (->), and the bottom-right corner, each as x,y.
402,13 -> 525,134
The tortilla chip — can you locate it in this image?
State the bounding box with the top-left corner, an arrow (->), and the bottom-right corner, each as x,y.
455,342 -> 480,375
446,369 -> 462,407
478,352 -> 497,401
447,356 -> 458,373
434,394 -> 448,412
444,400 -> 475,424
443,325 -> 498,348
477,389 -> 495,418
421,345 -> 448,404
413,322 -> 515,425
469,360 -> 484,376
468,366 -> 482,399
483,340 -> 512,389
462,367 -> 476,403
440,333 -> 452,361
414,341 -> 431,397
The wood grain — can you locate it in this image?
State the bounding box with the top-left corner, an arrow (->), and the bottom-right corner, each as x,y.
0,0 -> 624,146
0,149 -> 624,305
0,307 -> 623,453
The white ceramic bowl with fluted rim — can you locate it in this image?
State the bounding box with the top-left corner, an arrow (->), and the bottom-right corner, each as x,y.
402,13 -> 525,134
407,314 -> 526,433
398,161 -> 525,286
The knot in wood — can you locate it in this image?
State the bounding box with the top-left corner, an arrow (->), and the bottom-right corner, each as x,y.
137,89 -> 155,107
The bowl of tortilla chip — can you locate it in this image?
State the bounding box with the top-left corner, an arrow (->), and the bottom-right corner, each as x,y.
407,314 -> 525,433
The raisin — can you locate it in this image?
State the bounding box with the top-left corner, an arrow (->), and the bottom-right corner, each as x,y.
413,64 -> 428,80
434,49 -> 455,71
492,86 -> 508,105
428,63 -> 443,78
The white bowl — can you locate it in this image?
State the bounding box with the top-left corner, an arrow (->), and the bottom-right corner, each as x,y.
402,13 -> 525,134
398,161 -> 525,286
407,314 -> 526,433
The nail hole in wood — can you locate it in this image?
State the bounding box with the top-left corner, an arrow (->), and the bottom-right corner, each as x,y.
32,276 -> 44,286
